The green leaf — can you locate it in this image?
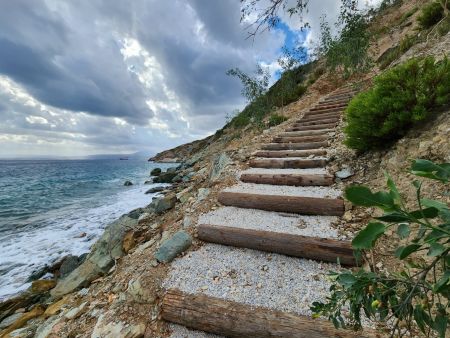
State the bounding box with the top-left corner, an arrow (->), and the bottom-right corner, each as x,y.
352,222 -> 386,249
395,244 -> 422,259
433,308 -> 448,338
376,212 -> 409,222
411,159 -> 450,183
337,273 -> 358,288
345,186 -> 395,211
421,198 -> 448,211
385,171 -> 401,203
414,305 -> 429,334
397,223 -> 410,239
409,207 -> 439,219
428,242 -> 446,257
433,271 -> 450,294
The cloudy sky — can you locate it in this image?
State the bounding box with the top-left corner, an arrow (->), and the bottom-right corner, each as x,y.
0,0 -> 381,158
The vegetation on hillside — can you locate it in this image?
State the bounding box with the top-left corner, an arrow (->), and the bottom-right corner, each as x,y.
312,160 -> 450,337
344,56 -> 450,152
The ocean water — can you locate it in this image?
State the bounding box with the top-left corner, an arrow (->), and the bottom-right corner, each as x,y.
0,158 -> 174,300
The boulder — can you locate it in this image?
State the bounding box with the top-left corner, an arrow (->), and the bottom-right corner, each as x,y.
335,168 -> 354,179
91,314 -> 146,338
126,278 -> 156,304
176,187 -> 193,204
150,168 -> 162,176
155,231 -> 192,263
0,305 -> 44,337
166,167 -> 178,174
171,174 -> 183,183
152,172 -> 177,183
209,153 -> 232,181
127,208 -> 145,220
59,255 -> 81,278
35,315 -> 63,338
145,186 -> 165,194
64,301 -> 88,320
123,180 -> 133,186
150,194 -> 176,214
31,280 -> 56,293
51,216 -> 138,298
0,313 -> 23,329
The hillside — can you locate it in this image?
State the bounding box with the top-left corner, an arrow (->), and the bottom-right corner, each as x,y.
1,1 -> 449,337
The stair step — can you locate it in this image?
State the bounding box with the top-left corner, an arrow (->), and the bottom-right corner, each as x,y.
296,113 -> 340,123
310,103 -> 347,111
261,142 -> 328,151
219,184 -> 344,216
306,106 -> 344,114
240,169 -> 333,186
272,135 -> 328,143
253,149 -> 327,158
249,158 -> 327,169
285,124 -> 336,132
198,224 -> 356,265
278,130 -> 333,137
291,118 -> 339,127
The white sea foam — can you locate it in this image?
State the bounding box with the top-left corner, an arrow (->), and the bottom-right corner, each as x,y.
0,182 -> 165,300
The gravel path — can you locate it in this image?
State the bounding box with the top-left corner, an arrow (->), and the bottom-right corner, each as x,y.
199,206 -> 340,239
240,168 -> 329,175
253,157 -> 328,161
223,183 -> 342,198
169,324 -> 224,338
163,244 -> 340,316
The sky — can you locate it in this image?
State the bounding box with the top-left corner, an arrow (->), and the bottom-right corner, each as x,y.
0,0 -> 382,158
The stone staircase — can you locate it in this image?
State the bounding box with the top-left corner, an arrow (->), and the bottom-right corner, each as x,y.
160,88 -> 381,337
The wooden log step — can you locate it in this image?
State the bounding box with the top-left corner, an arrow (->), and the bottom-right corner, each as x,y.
272,135 -> 328,143
292,118 -> 339,127
311,102 -> 347,111
252,149 -> 327,158
322,94 -> 353,102
240,171 -> 333,186
162,289 -> 377,338
306,106 -> 344,115
320,97 -> 351,105
285,124 -> 336,132
198,224 -> 356,265
278,130 -> 333,137
249,158 -> 327,169
218,191 -> 344,216
261,141 -> 328,150
297,113 -> 341,123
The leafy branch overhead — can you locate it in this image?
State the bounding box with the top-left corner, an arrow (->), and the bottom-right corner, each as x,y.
312,159 -> 450,337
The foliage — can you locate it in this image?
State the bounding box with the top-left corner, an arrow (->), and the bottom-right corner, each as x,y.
267,113 -> 288,127
418,1 -> 449,30
311,159 -> 450,337
226,65 -> 270,103
344,56 -> 450,151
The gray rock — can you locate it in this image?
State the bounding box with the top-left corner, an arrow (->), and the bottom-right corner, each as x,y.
210,153 -> 231,181
126,278 -> 156,304
151,194 -> 176,214
145,186 -> 165,194
127,208 -> 144,219
171,174 -> 183,183
183,216 -> 193,228
197,188 -> 210,202
51,216 -> 138,298
59,255 -> 81,278
64,302 -> 88,320
155,231 -> 192,263
166,167 -> 177,174
150,168 -> 162,176
152,172 -> 177,183
91,313 -> 146,338
0,313 -> 23,329
35,315 -> 62,338
335,168 -> 354,179
144,180 -> 153,185
123,180 -> 133,186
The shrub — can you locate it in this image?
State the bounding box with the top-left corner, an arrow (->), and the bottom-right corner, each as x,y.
267,113 -> 288,127
344,56 -> 450,151
418,1 -> 449,29
311,159 -> 450,337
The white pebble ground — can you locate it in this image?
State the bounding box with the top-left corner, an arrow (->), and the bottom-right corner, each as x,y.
223,183 -> 342,198
163,244 -> 340,316
169,324 -> 224,338
240,168 -> 329,175
199,207 -> 340,239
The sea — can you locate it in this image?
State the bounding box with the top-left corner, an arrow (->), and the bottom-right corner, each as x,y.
0,158 -> 174,300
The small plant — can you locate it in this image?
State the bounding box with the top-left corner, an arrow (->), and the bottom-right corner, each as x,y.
418,1 -> 449,30
344,56 -> 450,151
311,159 -> 450,337
267,113 -> 288,127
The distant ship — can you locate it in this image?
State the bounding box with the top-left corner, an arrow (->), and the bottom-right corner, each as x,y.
119,157 -> 129,160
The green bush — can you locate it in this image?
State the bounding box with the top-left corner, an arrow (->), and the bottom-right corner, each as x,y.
418,1 -> 448,29
344,56 -> 450,151
267,113 -> 288,127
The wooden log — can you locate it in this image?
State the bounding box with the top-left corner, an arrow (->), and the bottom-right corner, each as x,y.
198,224 -> 356,265
162,289 -> 378,338
261,142 -> 328,150
253,149 -> 327,158
218,191 -> 344,216
285,124 -> 336,132
311,103 -> 347,111
292,118 -> 339,127
249,158 -> 327,169
278,130 -> 333,137
272,135 -> 328,143
306,106 -> 344,114
296,113 -> 340,123
240,172 -> 333,186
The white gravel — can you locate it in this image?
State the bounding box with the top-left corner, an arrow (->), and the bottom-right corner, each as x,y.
163,244 -> 340,316
169,324 -> 224,338
199,207 -> 340,239
223,183 -> 342,198
240,168 -> 329,175
252,157 -> 328,161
